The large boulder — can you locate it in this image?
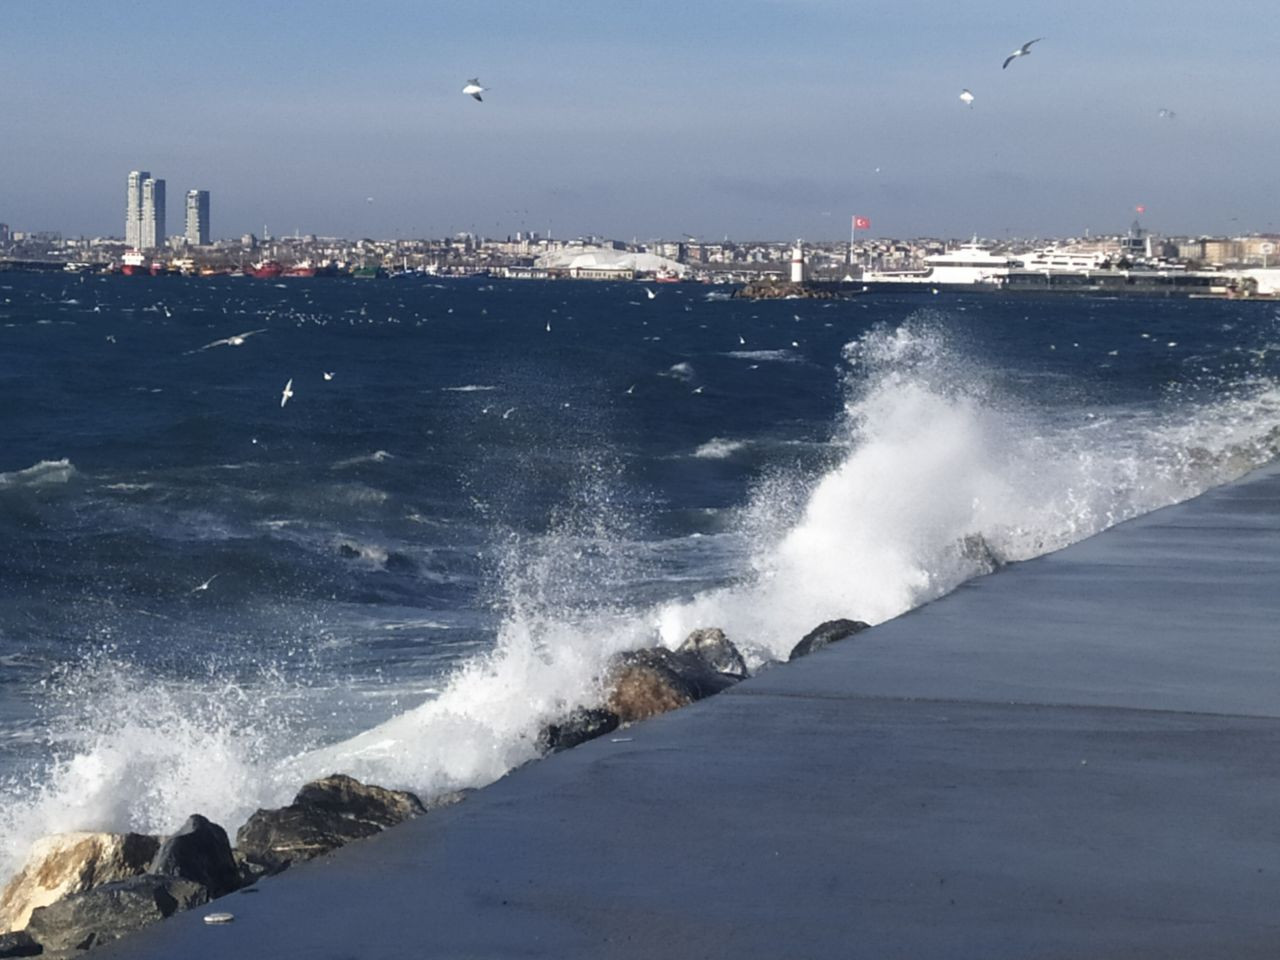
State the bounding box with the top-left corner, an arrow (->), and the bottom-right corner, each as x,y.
606,647 -> 742,724
788,619 -> 871,661
148,814 -> 240,899
0,832 -> 160,934
676,628 -> 748,679
24,874 -> 207,957
537,707 -> 620,754
236,774 -> 426,872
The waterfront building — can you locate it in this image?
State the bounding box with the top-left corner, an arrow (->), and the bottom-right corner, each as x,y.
140,177 -> 166,249
185,189 -> 210,245
0,223 -> 9,245
125,170 -> 149,249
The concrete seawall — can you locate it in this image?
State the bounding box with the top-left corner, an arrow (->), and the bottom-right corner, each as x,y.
105,461 -> 1280,959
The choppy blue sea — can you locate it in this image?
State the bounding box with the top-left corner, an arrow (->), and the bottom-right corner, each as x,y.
2,272 -> 1278,876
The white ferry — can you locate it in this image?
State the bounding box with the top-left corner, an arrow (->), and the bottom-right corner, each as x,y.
1017,246 -> 1109,274
861,242 -> 1019,287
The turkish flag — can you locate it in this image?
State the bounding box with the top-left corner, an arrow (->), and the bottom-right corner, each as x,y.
853,216 -> 871,230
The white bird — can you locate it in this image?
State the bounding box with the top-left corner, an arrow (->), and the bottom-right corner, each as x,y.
692,386 -> 704,395
190,574 -> 218,594
195,328 -> 266,351
644,287 -> 656,300
502,407 -> 516,419
546,321 -> 551,332
463,78 -> 487,102
625,384 -> 636,394
323,371 -> 335,381
960,89 -> 975,108
281,378 -> 293,407
1003,38 -> 1043,69
738,334 -> 745,345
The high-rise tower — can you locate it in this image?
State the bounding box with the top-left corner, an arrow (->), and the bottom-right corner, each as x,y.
141,177 -> 166,249
125,170 -> 150,249
185,190 -> 210,246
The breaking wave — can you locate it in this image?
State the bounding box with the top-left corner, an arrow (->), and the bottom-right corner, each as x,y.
3,318 -> 1279,884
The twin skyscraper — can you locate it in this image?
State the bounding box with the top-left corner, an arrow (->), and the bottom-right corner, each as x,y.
125,170 -> 209,249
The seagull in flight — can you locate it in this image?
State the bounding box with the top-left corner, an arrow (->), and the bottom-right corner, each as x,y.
462,78 -> 487,102
190,574 -> 219,594
1003,38 -> 1043,69
960,89 -> 975,108
191,328 -> 267,353
323,371 -> 335,381
644,287 -> 657,300
281,378 -> 294,408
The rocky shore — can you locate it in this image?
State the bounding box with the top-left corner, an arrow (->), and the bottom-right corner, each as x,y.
0,618 -> 873,958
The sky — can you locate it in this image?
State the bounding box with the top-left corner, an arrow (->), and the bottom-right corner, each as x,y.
1,0 -> 1276,242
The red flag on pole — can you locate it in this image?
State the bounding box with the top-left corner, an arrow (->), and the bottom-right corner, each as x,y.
853,216 -> 871,230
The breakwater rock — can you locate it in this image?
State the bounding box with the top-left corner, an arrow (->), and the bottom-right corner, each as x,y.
732,281 -> 848,300
236,774 -> 426,874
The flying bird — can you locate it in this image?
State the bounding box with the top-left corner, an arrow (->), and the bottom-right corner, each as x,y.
193,328 -> 266,352
960,89 -> 975,108
280,378 -> 293,408
190,574 -> 219,594
323,371 -> 335,381
1003,38 -> 1043,69
644,287 -> 657,300
462,78 -> 487,102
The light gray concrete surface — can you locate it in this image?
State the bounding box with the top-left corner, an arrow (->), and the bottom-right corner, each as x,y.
105,462 -> 1280,959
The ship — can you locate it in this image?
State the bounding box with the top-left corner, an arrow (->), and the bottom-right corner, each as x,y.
860,241 -> 1018,289
244,260 -> 285,279
282,260 -> 317,278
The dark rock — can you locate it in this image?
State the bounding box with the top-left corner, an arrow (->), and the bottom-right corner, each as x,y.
235,774 -> 426,872
676,627 -> 748,679
293,773 -> 426,828
0,931 -> 41,957
956,533 -> 1003,575
148,814 -> 240,899
537,708 -> 620,754
25,875 -> 206,957
788,619 -> 871,661
606,647 -> 742,723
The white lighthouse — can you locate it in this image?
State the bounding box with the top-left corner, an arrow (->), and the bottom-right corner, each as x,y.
790,241 -> 805,283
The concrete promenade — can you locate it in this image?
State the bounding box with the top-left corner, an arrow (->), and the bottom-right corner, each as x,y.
110,462 -> 1280,959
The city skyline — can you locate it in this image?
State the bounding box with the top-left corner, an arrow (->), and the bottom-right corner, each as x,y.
2,0 -> 1276,241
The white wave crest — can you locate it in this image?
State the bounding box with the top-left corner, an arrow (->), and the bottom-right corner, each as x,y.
694,438 -> 747,460
0,459 -> 76,488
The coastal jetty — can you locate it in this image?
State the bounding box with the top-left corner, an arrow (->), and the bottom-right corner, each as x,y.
732,279 -> 849,300
85,460 -> 1280,959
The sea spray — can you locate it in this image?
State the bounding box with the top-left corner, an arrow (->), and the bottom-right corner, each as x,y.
4,305 -> 1280,892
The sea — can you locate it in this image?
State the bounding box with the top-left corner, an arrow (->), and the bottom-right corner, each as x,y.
1,272 -> 1278,881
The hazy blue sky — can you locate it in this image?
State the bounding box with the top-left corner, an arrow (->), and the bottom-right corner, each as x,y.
2,0 -> 1275,241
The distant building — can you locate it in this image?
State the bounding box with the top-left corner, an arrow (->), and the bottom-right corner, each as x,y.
0,223 -> 9,245
141,177 -> 166,249
185,190 -> 210,245
125,170 -> 149,248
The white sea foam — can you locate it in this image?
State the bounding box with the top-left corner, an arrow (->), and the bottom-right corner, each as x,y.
5,318 -> 1280,885
0,459 -> 76,488
725,349 -> 797,363
661,362 -> 695,381
694,438 -> 748,460
333,450 -> 395,469
441,385 -> 497,393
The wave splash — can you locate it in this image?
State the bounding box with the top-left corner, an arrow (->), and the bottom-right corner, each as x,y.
4,319 -> 1279,882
